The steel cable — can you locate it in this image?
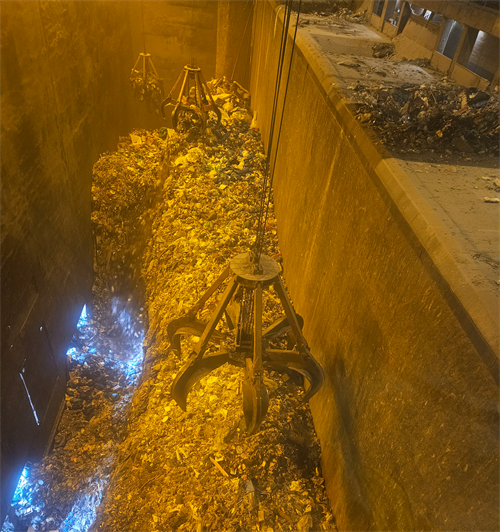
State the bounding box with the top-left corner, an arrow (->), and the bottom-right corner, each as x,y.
253,0 -> 302,266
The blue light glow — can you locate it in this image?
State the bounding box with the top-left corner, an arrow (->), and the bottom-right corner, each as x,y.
12,466 -> 29,503
59,475 -> 106,532
77,305 -> 88,328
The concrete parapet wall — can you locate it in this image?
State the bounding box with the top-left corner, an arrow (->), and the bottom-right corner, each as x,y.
431,50 -> 452,72
250,2 -> 499,530
452,62 -> 490,90
393,32 -> 433,60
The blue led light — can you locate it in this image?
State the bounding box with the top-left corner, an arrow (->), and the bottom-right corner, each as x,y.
77,305 -> 88,328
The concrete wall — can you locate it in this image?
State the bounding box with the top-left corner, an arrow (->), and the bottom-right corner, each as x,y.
216,0 -> 254,90
250,2 -> 499,530
399,17 -> 439,49
371,12 -> 384,31
0,1 -> 138,518
467,31 -> 500,81
410,0 -> 500,38
382,21 -> 398,38
452,62 -> 490,90
392,16 -> 440,60
431,51 -> 452,71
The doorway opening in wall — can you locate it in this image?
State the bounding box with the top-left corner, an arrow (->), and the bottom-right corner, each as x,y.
466,30 -> 499,82
384,0 -> 404,27
373,0 -> 385,17
437,19 -> 464,59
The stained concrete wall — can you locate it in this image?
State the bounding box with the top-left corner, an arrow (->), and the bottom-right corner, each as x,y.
216,0 -> 254,90
467,31 -> 500,81
398,17 -> 439,50
0,1 -> 138,519
250,2 -> 499,530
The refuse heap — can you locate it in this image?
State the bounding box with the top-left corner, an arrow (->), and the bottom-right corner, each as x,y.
91,87 -> 334,531
349,83 -> 499,155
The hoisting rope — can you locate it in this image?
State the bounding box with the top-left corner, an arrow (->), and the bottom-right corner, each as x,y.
252,0 -> 302,270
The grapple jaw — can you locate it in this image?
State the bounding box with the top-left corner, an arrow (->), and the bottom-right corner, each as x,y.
264,348 -> 324,401
171,351 -> 230,411
242,361 -> 269,435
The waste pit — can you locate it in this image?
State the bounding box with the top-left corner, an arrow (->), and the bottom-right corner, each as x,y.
3,79 -> 335,532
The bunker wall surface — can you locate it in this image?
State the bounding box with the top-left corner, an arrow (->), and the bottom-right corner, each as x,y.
250,3 -> 499,530
0,0 -> 136,519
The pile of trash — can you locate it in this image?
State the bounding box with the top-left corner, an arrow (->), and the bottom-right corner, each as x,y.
4,78 -> 334,532
298,1 -> 367,23
372,43 -> 395,59
92,130 -> 164,302
93,86 -> 333,531
350,82 -> 499,155
208,77 -> 253,122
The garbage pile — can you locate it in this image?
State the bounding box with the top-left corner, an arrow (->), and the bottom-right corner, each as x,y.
93,84 -> 334,532
208,77 -> 252,120
372,43 -> 394,59
298,1 -> 367,23
92,130 -> 163,300
4,79 -> 335,532
350,83 -> 499,155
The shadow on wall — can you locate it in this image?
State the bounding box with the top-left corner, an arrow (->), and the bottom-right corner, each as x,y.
328,322 -> 416,530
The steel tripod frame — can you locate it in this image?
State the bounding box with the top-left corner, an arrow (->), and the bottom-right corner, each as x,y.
160,64 -> 221,132
167,253 -> 324,434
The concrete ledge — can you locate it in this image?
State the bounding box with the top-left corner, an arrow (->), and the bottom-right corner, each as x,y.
451,62 -> 490,90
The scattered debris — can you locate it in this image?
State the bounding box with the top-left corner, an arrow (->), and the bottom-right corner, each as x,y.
484,197 -> 500,203
297,3 -> 367,26
406,58 -> 431,69
338,60 -> 361,68
350,83 -> 499,155
372,43 -> 395,59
